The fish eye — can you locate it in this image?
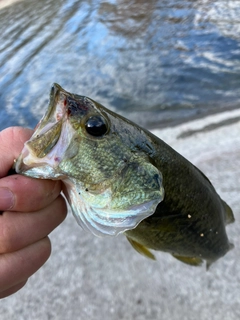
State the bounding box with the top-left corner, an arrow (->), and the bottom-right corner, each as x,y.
85,115 -> 108,137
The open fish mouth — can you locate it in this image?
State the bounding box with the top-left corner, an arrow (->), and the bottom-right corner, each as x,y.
14,84 -> 76,175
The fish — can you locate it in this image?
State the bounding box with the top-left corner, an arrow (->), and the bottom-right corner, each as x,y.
14,83 -> 234,268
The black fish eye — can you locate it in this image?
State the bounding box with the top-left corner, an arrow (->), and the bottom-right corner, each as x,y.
85,115 -> 108,137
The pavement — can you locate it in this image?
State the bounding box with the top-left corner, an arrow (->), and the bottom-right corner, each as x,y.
1,109 -> 240,320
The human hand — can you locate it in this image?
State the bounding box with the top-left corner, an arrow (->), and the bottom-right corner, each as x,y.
0,127 -> 67,298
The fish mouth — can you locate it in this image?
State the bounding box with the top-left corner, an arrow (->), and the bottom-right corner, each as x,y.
14,84 -> 76,174
26,120 -> 63,158
22,84 -> 67,158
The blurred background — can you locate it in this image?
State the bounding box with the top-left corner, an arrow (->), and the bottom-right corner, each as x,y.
0,1 -> 240,320
0,0 -> 239,131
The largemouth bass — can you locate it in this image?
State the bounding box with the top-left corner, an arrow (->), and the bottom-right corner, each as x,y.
15,84 -> 234,267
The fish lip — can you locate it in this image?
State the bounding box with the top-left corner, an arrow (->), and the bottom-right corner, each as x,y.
14,153 -> 26,173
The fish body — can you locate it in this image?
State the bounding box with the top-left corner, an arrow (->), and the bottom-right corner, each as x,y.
15,84 -> 234,267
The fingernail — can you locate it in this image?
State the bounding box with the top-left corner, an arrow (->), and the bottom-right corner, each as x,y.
0,188 -> 14,211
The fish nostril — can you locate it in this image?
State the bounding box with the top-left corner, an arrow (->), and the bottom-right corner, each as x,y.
66,96 -> 89,118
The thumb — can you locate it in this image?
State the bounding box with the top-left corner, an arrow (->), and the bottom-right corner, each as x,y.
0,127 -> 33,178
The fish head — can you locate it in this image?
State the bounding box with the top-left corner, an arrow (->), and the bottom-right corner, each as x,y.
15,83 -> 164,236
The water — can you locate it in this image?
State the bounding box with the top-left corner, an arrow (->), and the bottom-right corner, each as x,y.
0,0 -> 239,130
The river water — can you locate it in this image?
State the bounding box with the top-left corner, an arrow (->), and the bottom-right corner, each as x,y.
0,0 -> 239,130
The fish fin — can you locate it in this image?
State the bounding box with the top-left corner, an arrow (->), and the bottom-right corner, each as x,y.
206,260 -> 214,270
126,237 -> 156,260
206,241 -> 234,270
221,200 -> 235,225
172,254 -> 203,267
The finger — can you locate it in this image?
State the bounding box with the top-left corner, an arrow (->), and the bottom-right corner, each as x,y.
0,127 -> 33,178
0,174 -> 62,212
0,237 -> 51,294
0,279 -> 28,299
0,195 -> 67,253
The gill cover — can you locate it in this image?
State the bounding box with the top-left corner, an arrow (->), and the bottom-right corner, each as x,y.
63,159 -> 164,237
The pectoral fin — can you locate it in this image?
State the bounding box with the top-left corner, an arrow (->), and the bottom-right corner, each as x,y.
172,254 -> 203,266
126,237 -> 156,260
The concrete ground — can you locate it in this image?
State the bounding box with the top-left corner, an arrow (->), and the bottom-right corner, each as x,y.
0,109 -> 240,320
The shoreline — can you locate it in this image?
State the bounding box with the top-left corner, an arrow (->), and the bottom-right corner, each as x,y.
124,103 -> 240,133
144,104 -> 240,131
151,107 -> 240,162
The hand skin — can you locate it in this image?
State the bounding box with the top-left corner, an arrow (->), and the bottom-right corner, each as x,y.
0,127 -> 67,298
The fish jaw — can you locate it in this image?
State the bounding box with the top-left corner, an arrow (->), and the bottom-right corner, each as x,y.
14,116 -> 77,179
14,84 -> 77,179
